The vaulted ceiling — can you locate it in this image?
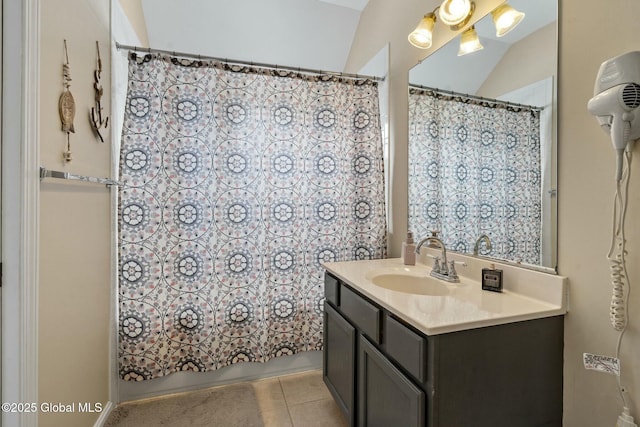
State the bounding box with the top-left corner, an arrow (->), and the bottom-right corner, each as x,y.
136,0 -> 555,89
141,0 -> 369,72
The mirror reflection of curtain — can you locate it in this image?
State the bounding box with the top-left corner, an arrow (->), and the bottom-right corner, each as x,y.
117,53 -> 387,381
408,88 -> 541,265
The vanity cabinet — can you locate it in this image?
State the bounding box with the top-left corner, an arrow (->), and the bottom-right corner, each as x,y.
359,335 -> 425,427
323,302 -> 356,426
323,272 -> 563,427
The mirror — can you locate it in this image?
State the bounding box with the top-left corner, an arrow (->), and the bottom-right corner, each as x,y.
408,0 -> 557,271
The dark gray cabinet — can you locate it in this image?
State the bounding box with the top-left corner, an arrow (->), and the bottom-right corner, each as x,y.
358,335 -> 425,427
323,272 -> 563,427
324,302 -> 356,426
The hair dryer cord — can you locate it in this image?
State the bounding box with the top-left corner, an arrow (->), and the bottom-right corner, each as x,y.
607,151 -> 632,332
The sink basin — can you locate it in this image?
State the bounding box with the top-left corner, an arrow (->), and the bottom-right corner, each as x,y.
365,270 -> 450,296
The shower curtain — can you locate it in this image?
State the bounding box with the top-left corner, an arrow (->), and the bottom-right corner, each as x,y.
408,87 -> 541,265
118,53 -> 387,381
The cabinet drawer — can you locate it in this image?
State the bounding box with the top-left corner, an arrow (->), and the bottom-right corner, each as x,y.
384,315 -> 428,384
324,273 -> 340,306
340,285 -> 381,344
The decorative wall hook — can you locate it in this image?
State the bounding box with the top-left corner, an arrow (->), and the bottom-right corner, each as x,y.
90,41 -> 109,142
59,39 -> 76,162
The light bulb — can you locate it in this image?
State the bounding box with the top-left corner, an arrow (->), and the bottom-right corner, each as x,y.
439,0 -> 473,27
492,4 -> 525,37
458,26 -> 483,56
408,13 -> 436,49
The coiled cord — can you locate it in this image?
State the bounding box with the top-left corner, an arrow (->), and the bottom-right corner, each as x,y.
607,149 -> 633,408
609,253 -> 626,331
607,150 -> 632,332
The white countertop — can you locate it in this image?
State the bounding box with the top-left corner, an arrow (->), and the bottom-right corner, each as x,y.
323,257 -> 568,335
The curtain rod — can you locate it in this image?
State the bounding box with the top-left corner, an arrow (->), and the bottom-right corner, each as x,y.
408,83 -> 543,112
116,42 -> 385,82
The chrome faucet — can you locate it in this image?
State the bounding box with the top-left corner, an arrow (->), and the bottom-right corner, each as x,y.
473,234 -> 492,256
415,232 -> 448,266
415,231 -> 460,282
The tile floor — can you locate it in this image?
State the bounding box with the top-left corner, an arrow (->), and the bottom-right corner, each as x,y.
255,370 -> 348,427
106,369 -> 348,427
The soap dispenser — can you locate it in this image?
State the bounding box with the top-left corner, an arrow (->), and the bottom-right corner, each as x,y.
403,231 -> 416,265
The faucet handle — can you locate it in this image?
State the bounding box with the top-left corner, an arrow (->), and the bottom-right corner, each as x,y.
447,260 -> 458,279
429,230 -> 440,237
432,256 -> 441,274
447,260 -> 467,279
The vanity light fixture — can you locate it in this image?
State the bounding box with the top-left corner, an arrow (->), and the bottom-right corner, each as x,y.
491,3 -> 525,37
457,25 -> 483,56
408,0 -> 525,51
408,1 -> 475,50
408,12 -> 437,49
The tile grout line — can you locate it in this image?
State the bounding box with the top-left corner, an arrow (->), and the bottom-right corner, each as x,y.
277,375 -> 296,427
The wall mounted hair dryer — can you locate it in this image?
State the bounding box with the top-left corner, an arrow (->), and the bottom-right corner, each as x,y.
588,53 -> 640,427
588,51 -> 640,180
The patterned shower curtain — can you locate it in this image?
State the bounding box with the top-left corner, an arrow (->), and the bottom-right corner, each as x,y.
118,53 -> 386,381
408,87 -> 541,265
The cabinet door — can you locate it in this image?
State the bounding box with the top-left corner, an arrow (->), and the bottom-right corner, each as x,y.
358,336 -> 425,427
324,302 -> 356,426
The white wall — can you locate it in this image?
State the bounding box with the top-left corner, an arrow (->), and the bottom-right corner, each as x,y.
118,0 -> 149,46
348,0 -> 640,425
477,22 -> 556,98
39,0 -> 112,426
559,0 -> 640,425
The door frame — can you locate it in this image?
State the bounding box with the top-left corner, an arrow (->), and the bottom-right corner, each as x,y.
2,0 -> 40,426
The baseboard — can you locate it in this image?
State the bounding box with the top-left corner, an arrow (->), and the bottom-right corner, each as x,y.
118,351 -> 322,402
93,401 -> 113,427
